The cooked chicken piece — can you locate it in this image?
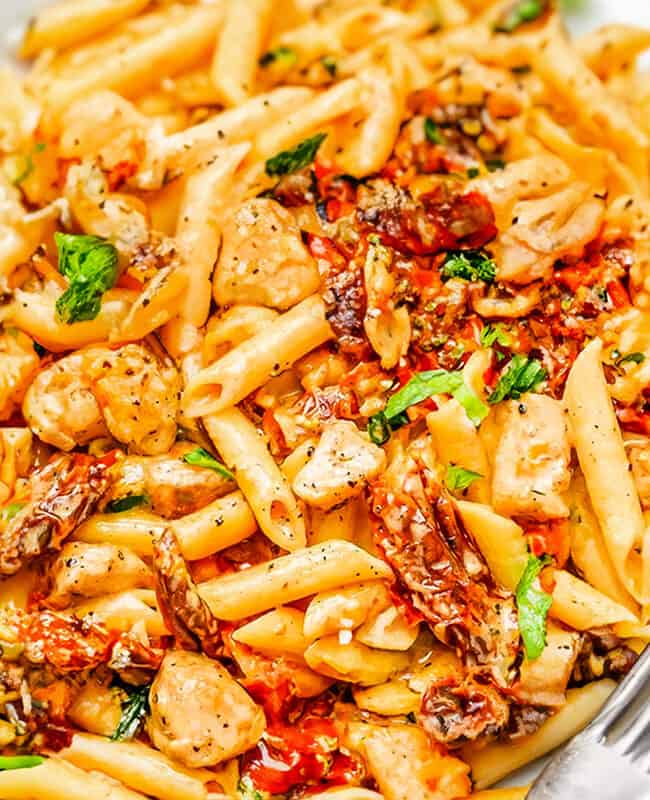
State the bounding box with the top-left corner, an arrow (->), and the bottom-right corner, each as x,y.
493,184 -> 604,284
23,343 -> 180,455
214,198 -> 320,310
293,420 -> 386,510
84,344 -> 180,455
104,443 -> 235,519
0,329 -> 39,421
152,527 -> 221,657
627,436 -> 650,511
472,154 -> 572,228
492,395 -> 571,520
347,722 -> 470,800
23,352 -> 108,451
511,624 -> 581,708
147,651 -> 265,768
0,453 -> 111,576
47,542 -> 151,609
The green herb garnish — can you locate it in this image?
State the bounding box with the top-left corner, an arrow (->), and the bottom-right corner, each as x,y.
486,158 -> 506,171
445,464 -> 483,492
265,132 -> 327,177
441,250 -> 496,284
424,117 -> 445,145
111,684 -> 150,742
0,755 -> 45,770
106,495 -> 149,514
515,555 -> 553,660
480,323 -> 511,348
0,502 -> 25,523
494,0 -> 549,33
321,55 -> 337,77
467,167 -> 480,179
183,447 -> 234,480
238,776 -> 265,800
488,354 -> 546,403
616,352 -> 645,367
259,46 -> 298,68
54,233 -> 119,324
369,369 -> 488,442
12,142 -> 46,187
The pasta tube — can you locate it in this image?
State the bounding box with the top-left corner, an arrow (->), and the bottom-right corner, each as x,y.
199,540 -> 393,620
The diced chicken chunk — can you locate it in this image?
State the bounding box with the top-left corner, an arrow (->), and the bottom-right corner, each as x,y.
23,343 -> 180,455
104,443 -> 235,519
147,651 -> 265,767
23,352 -> 108,451
512,624 -> 581,707
213,198 -> 320,310
347,723 -> 470,800
47,542 -> 151,609
492,395 -> 571,520
293,420 -> 386,509
85,344 -> 180,455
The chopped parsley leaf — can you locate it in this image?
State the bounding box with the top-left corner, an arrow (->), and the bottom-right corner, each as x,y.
441,250 -> 496,284
488,354 -> 546,404
265,133 -> 327,177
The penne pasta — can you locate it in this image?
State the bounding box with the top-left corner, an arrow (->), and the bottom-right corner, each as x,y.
175,143 -> 251,327
204,408 -> 306,551
6,1 -> 650,795
564,338 -> 649,604
21,0 -> 152,58
199,540 -> 393,620
0,758 -> 148,800
59,733 -> 211,800
184,295 -> 333,417
211,0 -> 274,108
36,5 -> 223,117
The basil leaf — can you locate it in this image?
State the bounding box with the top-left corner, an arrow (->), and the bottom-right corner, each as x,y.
0,502 -> 26,523
54,233 -> 119,324
467,167 -> 480,179
616,351 -> 645,367
0,755 -> 45,771
259,46 -> 297,68
488,354 -> 546,404
384,370 -> 488,428
106,495 -> 149,514
238,776 -> 265,800
445,464 -> 483,492
424,117 -> 445,145
183,447 -> 234,480
265,133 -> 327,177
111,684 -> 150,742
367,412 -> 391,446
321,55 -> 337,77
494,0 -> 548,33
12,142 -> 46,187
480,323 -> 511,348
486,158 -> 506,171
441,250 -> 496,284
515,555 -> 553,660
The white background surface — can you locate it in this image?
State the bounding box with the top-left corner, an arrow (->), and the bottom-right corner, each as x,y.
1,0 -> 649,793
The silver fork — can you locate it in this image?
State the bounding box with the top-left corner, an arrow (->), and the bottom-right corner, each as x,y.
528,646 -> 650,799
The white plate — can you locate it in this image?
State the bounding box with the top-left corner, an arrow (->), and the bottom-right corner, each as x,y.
1,0 -> 649,793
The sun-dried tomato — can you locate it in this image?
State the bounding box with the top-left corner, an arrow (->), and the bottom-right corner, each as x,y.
22,611 -> 117,672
